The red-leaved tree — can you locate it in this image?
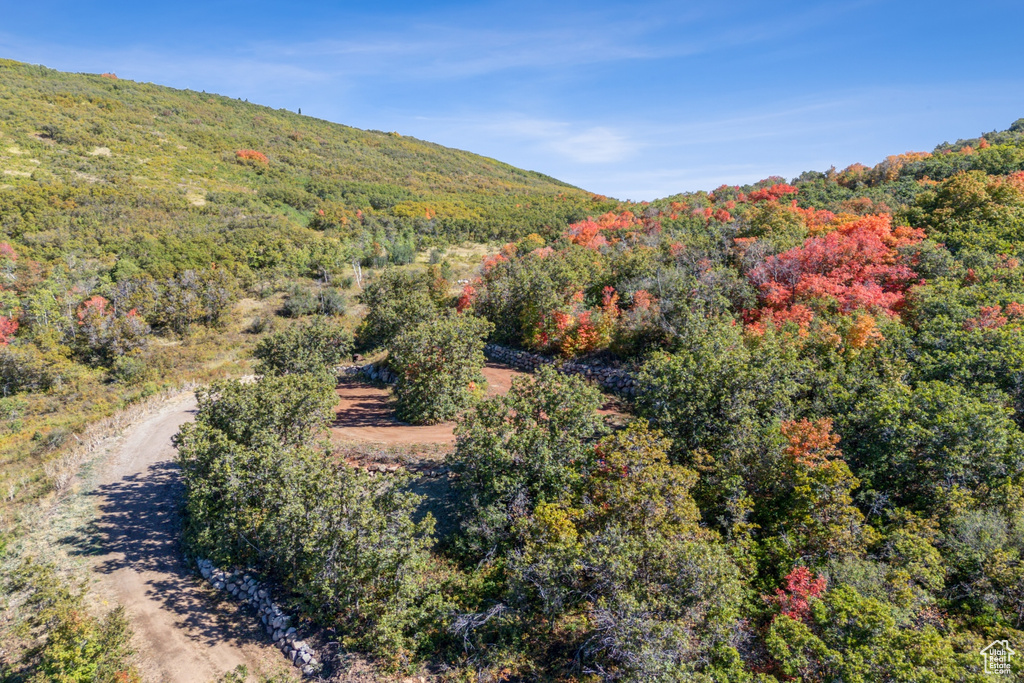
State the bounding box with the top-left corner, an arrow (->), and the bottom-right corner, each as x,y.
0,316 -> 18,345
748,214 -> 924,321
748,183 -> 798,203
456,284 -> 477,313
764,566 -> 827,623
964,305 -> 1009,331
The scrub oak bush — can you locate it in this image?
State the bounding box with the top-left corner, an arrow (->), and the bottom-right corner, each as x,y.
389,311 -> 492,424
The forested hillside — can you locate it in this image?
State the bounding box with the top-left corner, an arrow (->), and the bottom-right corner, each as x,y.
441,118 -> 1024,679
175,117 -> 1024,680
0,57 -> 610,533
4,55 -> 1024,681
0,58 -> 602,254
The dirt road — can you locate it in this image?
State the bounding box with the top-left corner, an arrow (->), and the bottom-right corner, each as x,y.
72,361 -> 622,681
83,392 -> 288,682
331,362 -> 625,445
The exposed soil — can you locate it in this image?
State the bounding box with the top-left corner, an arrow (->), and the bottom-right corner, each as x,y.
75,393 -> 295,682
330,380 -> 456,445
330,362 -> 525,445
330,361 -> 626,446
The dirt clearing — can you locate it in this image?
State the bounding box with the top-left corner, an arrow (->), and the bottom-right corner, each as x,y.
330,361 -> 627,447
330,362 -> 525,445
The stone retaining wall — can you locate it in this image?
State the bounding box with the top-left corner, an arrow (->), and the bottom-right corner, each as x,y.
483,343 -> 639,397
339,363 -> 396,384
338,345 -> 640,397
196,558 -> 321,677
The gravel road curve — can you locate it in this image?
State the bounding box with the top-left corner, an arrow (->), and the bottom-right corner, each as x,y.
87,392 -> 288,682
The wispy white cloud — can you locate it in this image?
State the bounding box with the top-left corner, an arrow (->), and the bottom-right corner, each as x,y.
551,127 -> 634,164
0,2 -> 876,94
214,0 -> 873,83
2,0 -> 1022,202
405,82 -> 1024,199
417,114 -> 638,165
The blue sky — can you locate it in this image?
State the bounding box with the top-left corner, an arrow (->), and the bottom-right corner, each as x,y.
2,0 -> 1023,200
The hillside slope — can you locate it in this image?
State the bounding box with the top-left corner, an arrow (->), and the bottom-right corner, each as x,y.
0,58 -> 617,515
0,57 -> 609,276
5,55 -> 1024,681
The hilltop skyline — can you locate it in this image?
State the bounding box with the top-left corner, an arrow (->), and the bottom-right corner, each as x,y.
2,0 -> 1024,199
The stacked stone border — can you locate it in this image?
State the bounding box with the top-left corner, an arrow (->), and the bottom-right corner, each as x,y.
482,344 -> 639,397
192,350 -> 631,674
196,558 -> 322,677
338,344 -> 639,397
339,363 -> 396,385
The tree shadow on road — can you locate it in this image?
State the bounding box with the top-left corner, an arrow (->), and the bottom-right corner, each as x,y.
62,460 -> 270,649
331,377 -> 402,429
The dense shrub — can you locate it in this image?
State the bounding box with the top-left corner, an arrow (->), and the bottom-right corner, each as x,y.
0,345 -> 72,394
282,286 -> 346,318
253,317 -> 353,377
109,354 -> 151,384
4,560 -> 141,682
235,149 -> 269,165
449,365 -> 606,555
75,295 -> 151,365
158,269 -> 239,334
355,268 -> 446,351
390,311 -> 492,424
175,374 -> 442,662
449,409 -> 745,677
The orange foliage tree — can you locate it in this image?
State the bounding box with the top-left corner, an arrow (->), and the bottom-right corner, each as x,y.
235,149 -> 269,165
0,316 -> 18,345
777,418 -> 866,559
565,211 -> 644,249
748,183 -> 798,203
748,214 -> 924,321
527,287 -> 621,357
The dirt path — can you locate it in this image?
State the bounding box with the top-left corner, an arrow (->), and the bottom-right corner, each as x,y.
331,362 -> 524,445
331,362 -> 625,446
81,393 -> 289,683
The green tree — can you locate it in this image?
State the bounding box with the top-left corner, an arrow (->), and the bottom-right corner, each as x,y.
766,586 -> 987,682
390,311 -> 492,424
635,319 -> 808,531
574,424 -> 743,682
175,373 -> 443,663
253,316 -> 352,377
355,268 -> 443,352
845,381 -> 1024,514
6,560 -> 141,683
184,373 -> 337,451
158,268 -> 238,334
911,170 -> 1024,255
448,365 -> 606,557
771,419 -> 869,563
460,421 -> 746,680
636,318 -> 805,463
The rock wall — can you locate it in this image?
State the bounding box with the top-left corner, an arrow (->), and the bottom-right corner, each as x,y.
339,344 -> 641,396
339,363 -> 397,384
196,558 -> 321,677
483,344 -> 639,397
